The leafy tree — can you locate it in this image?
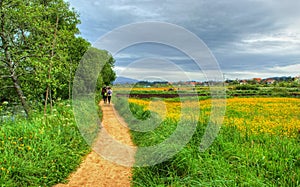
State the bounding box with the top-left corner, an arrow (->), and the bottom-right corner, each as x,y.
0,0 -> 37,116
101,55 -> 116,86
0,0 -> 99,117
73,47 -> 116,96
56,37 -> 90,100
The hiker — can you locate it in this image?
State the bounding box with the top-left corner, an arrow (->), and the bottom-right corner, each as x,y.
101,86 -> 107,103
107,87 -> 113,104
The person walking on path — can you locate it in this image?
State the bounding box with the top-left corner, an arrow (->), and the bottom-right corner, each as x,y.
107,87 -> 113,104
101,86 -> 108,103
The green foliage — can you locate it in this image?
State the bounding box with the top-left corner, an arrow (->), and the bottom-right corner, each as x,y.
0,0 -> 116,116
101,55 -> 116,86
235,85 -> 259,90
271,87 -> 289,97
0,101 -> 90,186
0,0 -> 96,116
73,47 -> 116,96
0,1 -> 116,185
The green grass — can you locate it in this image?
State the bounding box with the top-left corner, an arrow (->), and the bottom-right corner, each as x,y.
114,97 -> 300,186
0,101 -> 91,186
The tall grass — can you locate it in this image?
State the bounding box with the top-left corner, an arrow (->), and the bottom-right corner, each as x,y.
114,97 -> 300,186
0,101 -> 91,186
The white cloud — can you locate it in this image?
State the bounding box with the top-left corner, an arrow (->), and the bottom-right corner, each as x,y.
116,68 -> 208,82
114,57 -> 208,81
114,53 -> 142,59
224,63 -> 300,80
108,4 -> 161,19
238,32 -> 300,55
114,52 -> 191,61
268,63 -> 300,74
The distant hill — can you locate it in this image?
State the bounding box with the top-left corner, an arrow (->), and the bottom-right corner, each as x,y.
263,76 -> 293,81
113,76 -> 139,84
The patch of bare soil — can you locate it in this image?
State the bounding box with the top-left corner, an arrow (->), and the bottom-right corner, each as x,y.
54,101 -> 135,187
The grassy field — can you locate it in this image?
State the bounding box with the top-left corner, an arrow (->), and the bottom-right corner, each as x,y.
1,85 -> 299,186
0,101 -> 91,186
114,95 -> 300,186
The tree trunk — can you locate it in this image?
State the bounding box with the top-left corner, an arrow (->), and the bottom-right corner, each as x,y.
44,14 -> 59,116
10,69 -> 30,117
0,1 -> 30,117
1,38 -> 30,117
69,60 -> 72,100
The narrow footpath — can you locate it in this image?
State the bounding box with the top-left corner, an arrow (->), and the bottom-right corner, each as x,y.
55,101 -> 135,187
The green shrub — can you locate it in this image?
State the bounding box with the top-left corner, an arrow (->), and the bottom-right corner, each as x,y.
271,87 -> 289,97
235,85 -> 259,90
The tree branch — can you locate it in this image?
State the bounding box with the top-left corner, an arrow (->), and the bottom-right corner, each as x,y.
1,85 -> 14,90
0,75 -> 11,79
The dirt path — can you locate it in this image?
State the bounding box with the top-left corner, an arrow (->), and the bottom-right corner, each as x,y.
55,101 -> 135,187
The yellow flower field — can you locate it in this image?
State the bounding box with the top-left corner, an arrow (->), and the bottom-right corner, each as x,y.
128,97 -> 300,137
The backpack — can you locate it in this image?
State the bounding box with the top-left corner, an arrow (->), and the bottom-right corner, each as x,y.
108,90 -> 112,95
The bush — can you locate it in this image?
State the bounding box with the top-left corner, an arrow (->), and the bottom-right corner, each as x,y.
271,87 -> 289,97
235,85 -> 259,90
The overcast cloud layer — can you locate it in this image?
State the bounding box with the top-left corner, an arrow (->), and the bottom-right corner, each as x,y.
68,0 -> 300,81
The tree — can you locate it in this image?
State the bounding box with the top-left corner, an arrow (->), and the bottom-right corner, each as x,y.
0,0 -> 37,116
101,55 -> 116,86
59,37 -> 90,100
73,47 -> 116,96
0,0 -> 92,117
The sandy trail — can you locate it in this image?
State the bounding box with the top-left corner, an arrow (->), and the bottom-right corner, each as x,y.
55,101 -> 135,187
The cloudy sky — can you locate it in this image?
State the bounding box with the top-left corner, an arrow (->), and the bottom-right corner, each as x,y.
67,0 -> 300,81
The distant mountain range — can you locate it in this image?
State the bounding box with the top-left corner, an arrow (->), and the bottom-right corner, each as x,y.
113,76 -> 139,84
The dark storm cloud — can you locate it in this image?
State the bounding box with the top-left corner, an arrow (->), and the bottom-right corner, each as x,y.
68,0 -> 300,80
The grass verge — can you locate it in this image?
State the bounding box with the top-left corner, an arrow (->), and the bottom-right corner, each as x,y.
0,101 -> 91,186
